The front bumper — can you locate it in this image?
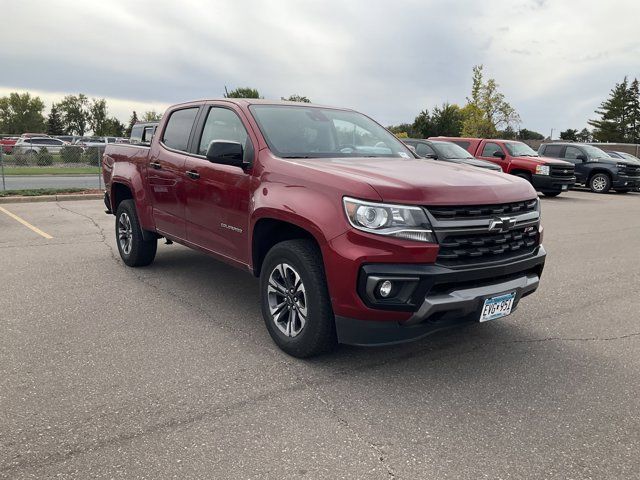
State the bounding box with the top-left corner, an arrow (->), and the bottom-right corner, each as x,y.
335,247 -> 546,346
613,175 -> 640,189
531,174 -> 575,192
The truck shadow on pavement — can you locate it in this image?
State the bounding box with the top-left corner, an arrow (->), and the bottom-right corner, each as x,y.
140,245 -> 615,381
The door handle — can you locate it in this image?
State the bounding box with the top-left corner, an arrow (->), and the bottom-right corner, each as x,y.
149,161 -> 161,169
186,170 -> 200,179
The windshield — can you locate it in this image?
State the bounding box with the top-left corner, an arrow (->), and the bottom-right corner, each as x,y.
582,145 -> 610,159
505,141 -> 538,157
249,105 -> 414,159
432,141 -> 474,159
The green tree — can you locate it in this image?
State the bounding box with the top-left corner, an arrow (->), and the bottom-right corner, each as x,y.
46,104 -> 65,135
58,94 -> 89,135
387,123 -> 417,137
517,128 -> 544,140
560,129 -> 579,141
125,111 -> 139,137
431,103 -> 464,136
88,98 -> 108,135
224,87 -> 261,99
281,94 -> 311,103
142,111 -> 162,122
628,78 -> 640,144
102,117 -> 125,137
462,65 -> 520,137
412,110 -> 437,138
588,77 -> 632,142
460,103 -> 497,138
0,92 -> 46,134
577,128 -> 592,142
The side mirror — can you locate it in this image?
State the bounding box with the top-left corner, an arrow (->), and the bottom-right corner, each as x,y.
206,141 -> 244,167
493,150 -> 506,159
424,153 -> 438,160
576,154 -> 587,162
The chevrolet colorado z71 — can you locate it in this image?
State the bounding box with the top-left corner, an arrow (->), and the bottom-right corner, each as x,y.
102,99 -> 546,357
434,137 -> 576,197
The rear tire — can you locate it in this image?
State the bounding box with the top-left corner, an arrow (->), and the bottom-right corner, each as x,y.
115,199 -> 157,267
260,239 -> 337,358
588,173 -> 611,193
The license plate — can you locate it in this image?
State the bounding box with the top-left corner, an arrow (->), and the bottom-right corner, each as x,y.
480,292 -> 516,322
562,184 -> 568,191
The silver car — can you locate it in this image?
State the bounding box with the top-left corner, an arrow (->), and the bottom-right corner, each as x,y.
13,137 -> 68,154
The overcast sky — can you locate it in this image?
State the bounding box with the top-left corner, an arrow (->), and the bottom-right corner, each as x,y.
1,0 -> 639,135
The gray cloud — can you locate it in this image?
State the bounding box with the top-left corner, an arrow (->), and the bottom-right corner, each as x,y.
1,0 -> 639,134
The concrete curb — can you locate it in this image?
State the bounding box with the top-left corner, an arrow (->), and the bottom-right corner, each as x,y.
0,194 -> 103,204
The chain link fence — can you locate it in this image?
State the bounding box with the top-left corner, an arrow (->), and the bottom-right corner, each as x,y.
0,135 -> 105,192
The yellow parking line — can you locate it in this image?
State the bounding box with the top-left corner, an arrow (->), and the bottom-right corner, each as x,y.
0,206 -> 53,239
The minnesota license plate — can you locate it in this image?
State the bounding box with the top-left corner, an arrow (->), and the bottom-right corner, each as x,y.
562,184 -> 568,191
480,292 -> 516,322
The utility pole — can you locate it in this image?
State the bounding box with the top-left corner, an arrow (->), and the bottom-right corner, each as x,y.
550,128 -> 554,140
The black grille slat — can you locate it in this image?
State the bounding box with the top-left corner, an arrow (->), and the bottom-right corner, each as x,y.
550,165 -> 575,177
435,226 -> 540,266
429,199 -> 538,221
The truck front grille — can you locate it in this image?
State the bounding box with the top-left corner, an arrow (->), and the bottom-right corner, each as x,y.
436,226 -> 540,267
550,165 -> 575,177
425,199 -> 541,268
428,199 -> 538,221
622,165 -> 640,176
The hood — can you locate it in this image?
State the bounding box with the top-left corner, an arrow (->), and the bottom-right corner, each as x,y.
514,155 -> 572,166
291,156 -> 537,205
446,157 -> 502,171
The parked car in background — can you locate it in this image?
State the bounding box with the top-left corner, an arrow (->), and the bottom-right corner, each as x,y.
74,136 -> 117,148
605,150 -> 640,163
130,121 -> 158,144
434,137 -> 576,197
55,135 -> 81,144
20,133 -> 51,139
103,99 -> 546,357
13,137 -> 68,154
539,143 -> 640,193
0,136 -> 19,154
404,138 -> 502,171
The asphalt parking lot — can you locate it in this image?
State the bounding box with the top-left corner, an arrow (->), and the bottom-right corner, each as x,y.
1,191 -> 639,479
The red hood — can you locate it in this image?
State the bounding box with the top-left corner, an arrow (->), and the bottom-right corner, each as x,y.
292,157 -> 537,205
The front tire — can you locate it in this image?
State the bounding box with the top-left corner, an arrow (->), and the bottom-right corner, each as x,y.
589,173 -> 611,193
115,200 -> 157,267
260,239 -> 337,358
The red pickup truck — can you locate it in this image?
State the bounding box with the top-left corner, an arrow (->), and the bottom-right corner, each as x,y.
103,99 -> 546,357
433,137 -> 576,197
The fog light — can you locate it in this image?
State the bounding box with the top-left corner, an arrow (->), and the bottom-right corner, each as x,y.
379,280 -> 393,298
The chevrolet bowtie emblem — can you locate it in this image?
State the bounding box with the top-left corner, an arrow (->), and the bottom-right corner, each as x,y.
489,216 -> 517,233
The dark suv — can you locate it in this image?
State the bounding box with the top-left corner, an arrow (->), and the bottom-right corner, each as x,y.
539,143 -> 640,193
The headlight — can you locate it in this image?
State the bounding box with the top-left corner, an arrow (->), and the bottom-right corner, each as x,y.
535,165 -> 550,175
616,163 -> 627,171
343,197 -> 436,243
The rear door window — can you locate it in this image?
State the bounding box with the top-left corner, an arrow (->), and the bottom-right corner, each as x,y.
162,108 -> 199,152
542,144 -> 563,158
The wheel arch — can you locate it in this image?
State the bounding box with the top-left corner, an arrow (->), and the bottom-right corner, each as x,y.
251,216 -> 325,277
